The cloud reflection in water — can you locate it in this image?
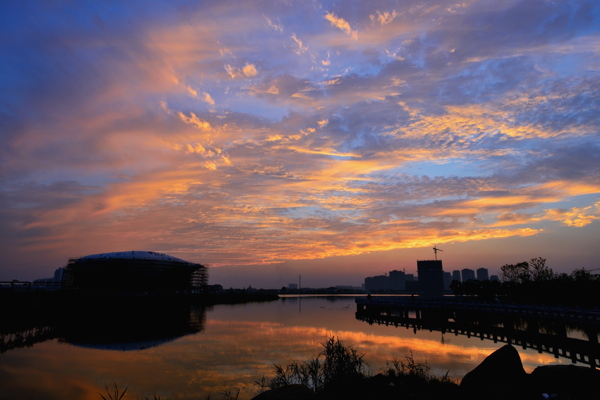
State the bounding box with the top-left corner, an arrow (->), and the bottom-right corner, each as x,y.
0,297 -> 566,400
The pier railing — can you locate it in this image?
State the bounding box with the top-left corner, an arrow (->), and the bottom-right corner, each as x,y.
355,297 -> 600,326
355,296 -> 600,368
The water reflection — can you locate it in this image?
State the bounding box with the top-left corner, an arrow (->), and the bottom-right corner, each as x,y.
0,295 -> 583,400
355,298 -> 600,368
1,297 -> 206,353
59,303 -> 206,351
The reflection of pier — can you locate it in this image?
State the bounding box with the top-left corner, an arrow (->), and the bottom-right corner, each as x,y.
356,297 -> 600,368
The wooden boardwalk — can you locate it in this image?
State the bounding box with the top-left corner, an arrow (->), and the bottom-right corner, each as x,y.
356,297 -> 600,326
356,297 -> 600,368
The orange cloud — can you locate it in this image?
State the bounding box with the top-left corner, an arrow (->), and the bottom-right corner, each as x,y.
225,63 -> 259,79
201,91 -> 215,105
396,103 -> 566,142
291,34 -> 308,55
538,181 -> 600,197
370,10 -> 398,26
543,203 -> 600,227
493,212 -> 540,227
324,12 -> 358,39
177,112 -> 212,130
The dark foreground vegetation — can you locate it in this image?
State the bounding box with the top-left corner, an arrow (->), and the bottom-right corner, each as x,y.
450,257 -> 600,307
252,336 -> 460,400
251,337 -> 596,400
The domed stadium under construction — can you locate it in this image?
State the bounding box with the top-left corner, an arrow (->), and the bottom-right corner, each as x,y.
64,251 -> 207,294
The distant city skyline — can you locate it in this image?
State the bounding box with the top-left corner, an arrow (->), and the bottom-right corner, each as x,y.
362,259 -> 496,295
2,1 -> 599,287
20,244 -> 597,290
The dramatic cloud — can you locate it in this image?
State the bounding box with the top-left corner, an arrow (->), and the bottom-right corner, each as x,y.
1,0 -> 599,283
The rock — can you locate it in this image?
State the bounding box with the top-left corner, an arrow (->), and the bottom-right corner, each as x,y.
251,384 -> 315,400
530,364 -> 600,399
460,344 -> 531,399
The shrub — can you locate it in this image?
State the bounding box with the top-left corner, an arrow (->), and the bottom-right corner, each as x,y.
260,336 -> 365,393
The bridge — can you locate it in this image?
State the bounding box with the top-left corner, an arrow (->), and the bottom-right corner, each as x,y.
356,296 -> 600,368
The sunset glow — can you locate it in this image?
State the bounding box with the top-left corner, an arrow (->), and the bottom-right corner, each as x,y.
1,1 -> 599,286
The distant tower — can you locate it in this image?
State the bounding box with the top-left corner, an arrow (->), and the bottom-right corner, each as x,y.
452,270 -> 461,282
461,268 -> 476,281
417,260 -> 444,298
389,270 -> 407,291
476,268 -> 489,281
443,272 -> 452,290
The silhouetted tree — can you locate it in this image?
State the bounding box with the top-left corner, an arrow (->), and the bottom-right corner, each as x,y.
452,258 -> 598,307
528,257 -> 553,281
571,268 -> 600,282
500,261 -> 531,283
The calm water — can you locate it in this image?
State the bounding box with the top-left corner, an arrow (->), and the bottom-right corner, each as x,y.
0,295 -> 576,400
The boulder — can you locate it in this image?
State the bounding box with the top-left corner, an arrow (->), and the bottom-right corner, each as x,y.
251,384 -> 315,400
530,364 -> 600,399
460,344 -> 531,399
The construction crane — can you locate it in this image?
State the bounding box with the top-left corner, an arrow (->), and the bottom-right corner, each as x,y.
433,246 -> 443,260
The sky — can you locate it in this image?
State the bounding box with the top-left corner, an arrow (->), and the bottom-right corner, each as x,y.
1,0 -> 599,288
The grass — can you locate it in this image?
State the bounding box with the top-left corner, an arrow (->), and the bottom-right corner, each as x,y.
204,388 -> 240,400
99,383 -> 128,400
97,383 -> 239,400
98,382 -> 163,400
385,351 -> 455,385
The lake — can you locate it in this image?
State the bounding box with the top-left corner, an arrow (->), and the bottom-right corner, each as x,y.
0,295 -> 584,400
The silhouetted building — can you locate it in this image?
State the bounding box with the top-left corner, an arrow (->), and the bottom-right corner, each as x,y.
452,270 -> 462,282
461,268 -> 476,282
32,267 -> 68,290
389,270 -> 413,291
364,274 -> 390,292
476,268 -> 489,281
490,275 -> 499,282
443,272 -> 452,291
365,270 -> 415,293
65,251 -> 207,294
417,260 -> 444,298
